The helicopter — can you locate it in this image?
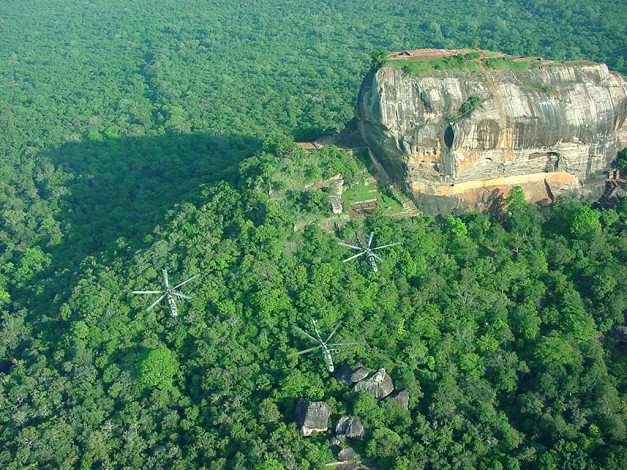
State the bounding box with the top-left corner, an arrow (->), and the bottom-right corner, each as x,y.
132,269 -> 201,317
288,319 -> 361,373
339,232 -> 401,273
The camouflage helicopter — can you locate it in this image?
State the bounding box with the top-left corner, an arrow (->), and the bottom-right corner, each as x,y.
288,319 -> 361,373
132,269 -> 201,317
339,232 -> 401,273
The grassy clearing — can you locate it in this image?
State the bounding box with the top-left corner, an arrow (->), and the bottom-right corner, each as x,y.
481,56 -> 536,71
342,181 -> 379,205
386,52 -> 481,77
341,180 -> 405,215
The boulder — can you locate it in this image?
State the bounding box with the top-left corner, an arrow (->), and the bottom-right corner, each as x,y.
335,415 -> 365,440
610,325 -> 627,343
338,446 -> 357,462
351,367 -> 370,383
353,368 -> 394,399
392,390 -> 410,410
329,436 -> 341,453
294,399 -> 330,437
335,415 -> 350,434
345,418 -> 365,440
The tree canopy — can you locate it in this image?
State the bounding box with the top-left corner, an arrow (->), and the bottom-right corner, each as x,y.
0,1 -> 626,468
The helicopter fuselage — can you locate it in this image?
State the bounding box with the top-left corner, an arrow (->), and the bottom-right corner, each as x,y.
321,343 -> 335,372
313,320 -> 335,372
165,289 -> 178,317
366,253 -> 378,273
355,237 -> 378,273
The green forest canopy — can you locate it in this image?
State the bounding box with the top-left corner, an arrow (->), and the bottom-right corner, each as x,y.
0,0 -> 626,468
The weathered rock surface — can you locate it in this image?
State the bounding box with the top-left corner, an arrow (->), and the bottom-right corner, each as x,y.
295,399 -> 330,437
610,325 -> 627,343
355,51 -> 627,214
338,447 -> 357,461
351,367 -> 370,383
391,390 -> 410,410
353,368 -> 395,399
336,415 -> 366,440
345,419 -> 365,440
335,415 -> 350,434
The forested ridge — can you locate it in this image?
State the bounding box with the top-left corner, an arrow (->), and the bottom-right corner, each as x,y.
1,1 -> 626,469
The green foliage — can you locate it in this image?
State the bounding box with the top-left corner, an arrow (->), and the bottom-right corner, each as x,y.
568,205 -> 602,238
388,53 -> 480,77
482,57 -> 535,71
530,83 -> 555,94
617,148 -> 627,169
507,186 -> 527,212
448,96 -> 483,123
256,459 -> 285,470
445,213 -> 468,240
370,50 -> 389,70
262,133 -> 297,156
0,1 -> 626,468
534,334 -> 578,366
366,428 -> 403,465
138,346 -> 178,390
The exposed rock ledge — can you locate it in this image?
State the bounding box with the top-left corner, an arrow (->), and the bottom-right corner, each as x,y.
355,51 -> 627,213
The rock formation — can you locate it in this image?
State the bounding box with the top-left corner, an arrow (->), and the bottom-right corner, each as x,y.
338,447 -> 357,461
353,368 -> 395,399
336,415 -> 366,440
609,325 -> 627,343
294,399 -> 331,437
355,50 -> 627,214
391,390 -> 410,410
350,367 -> 370,383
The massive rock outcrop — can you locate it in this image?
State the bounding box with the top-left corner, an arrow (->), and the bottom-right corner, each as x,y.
294,399 -> 331,437
355,50 -> 627,213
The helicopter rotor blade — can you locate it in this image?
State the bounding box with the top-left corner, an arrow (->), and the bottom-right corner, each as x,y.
173,292 -> 193,300
368,232 -> 374,248
372,242 -> 401,251
146,294 -> 166,311
287,345 -> 322,358
373,253 -> 384,263
338,242 -> 362,251
163,269 -> 170,288
325,320 -> 343,343
294,326 -> 318,343
132,290 -> 163,294
343,251 -> 366,262
328,341 -> 363,347
174,272 -> 202,289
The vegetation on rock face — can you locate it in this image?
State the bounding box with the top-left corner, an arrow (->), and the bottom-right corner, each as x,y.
390,53 -> 482,77
0,1 -> 626,469
482,56 -> 536,71
448,96 -> 484,123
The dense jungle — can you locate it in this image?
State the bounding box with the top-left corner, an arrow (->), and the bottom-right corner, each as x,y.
0,1 -> 626,469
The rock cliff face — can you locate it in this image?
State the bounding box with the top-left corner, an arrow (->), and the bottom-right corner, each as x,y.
355,55 -> 627,213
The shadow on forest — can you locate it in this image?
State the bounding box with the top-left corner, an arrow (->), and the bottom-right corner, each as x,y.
41,131 -> 259,301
